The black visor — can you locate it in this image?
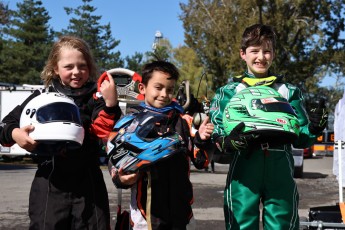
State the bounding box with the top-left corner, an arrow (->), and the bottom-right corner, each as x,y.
252,99 -> 296,116
135,111 -> 171,140
36,102 -> 82,124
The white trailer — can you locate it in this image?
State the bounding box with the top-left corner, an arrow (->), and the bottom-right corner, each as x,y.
0,84 -> 45,157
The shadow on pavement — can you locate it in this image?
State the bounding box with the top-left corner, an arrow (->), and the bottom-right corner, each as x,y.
302,172 -> 328,179
0,163 -> 36,170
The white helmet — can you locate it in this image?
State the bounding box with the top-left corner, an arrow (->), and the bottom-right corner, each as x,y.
20,92 -> 85,150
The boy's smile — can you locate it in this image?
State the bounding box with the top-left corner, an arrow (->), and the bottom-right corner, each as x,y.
138,70 -> 176,109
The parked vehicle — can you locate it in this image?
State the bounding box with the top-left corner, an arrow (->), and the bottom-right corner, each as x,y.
303,146 -> 314,158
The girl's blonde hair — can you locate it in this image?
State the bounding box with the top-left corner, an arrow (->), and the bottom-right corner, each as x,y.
41,36 -> 98,87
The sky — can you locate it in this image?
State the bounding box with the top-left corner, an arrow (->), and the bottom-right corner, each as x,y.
8,0 -> 188,57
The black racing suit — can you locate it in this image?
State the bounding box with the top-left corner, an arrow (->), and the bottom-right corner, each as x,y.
0,80 -> 121,230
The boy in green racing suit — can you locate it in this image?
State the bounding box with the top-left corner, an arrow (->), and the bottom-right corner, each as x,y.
209,24 -> 328,230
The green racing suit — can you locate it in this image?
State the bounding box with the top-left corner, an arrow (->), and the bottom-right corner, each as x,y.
209,73 -> 318,230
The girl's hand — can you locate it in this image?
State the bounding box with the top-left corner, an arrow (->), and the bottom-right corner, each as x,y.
100,72 -> 118,107
111,167 -> 139,186
12,126 -> 37,152
198,116 -> 214,140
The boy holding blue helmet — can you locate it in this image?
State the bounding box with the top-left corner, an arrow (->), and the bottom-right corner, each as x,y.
109,60 -> 214,230
210,24 -> 328,229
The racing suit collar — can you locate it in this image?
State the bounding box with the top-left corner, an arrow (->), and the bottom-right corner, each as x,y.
233,71 -> 283,87
51,78 -> 96,98
139,101 -> 184,114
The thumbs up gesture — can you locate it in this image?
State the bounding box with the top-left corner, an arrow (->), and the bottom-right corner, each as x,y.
198,117 -> 214,140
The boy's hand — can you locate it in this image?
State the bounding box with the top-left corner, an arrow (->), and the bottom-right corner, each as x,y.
308,98 -> 328,135
99,72 -> 118,107
198,116 -> 214,140
222,122 -> 257,151
111,167 -> 139,186
12,126 -> 37,152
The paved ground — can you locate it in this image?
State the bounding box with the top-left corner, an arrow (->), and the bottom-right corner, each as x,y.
0,156 -> 341,230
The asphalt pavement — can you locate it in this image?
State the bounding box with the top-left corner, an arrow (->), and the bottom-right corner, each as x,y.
0,156 -> 339,230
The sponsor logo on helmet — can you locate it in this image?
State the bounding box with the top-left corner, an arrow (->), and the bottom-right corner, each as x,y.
119,128 -> 125,135
261,98 -> 278,104
276,118 -> 287,124
116,148 -> 129,155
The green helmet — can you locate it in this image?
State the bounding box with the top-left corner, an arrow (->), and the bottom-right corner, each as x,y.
223,86 -> 300,144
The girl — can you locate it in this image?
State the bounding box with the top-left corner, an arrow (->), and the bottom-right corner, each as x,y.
0,36 -> 121,229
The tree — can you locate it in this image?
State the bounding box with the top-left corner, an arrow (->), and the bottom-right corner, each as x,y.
180,0 -> 254,90
146,37 -> 173,62
0,1 -> 10,36
98,23 -> 123,71
62,0 -> 123,75
179,0 -> 345,110
146,46 -> 170,62
0,1 -> 10,57
124,52 -> 145,73
0,0 -> 53,84
173,45 -> 213,101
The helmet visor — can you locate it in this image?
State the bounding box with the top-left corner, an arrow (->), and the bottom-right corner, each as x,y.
36,102 -> 82,124
252,98 -> 296,116
135,111 -> 169,140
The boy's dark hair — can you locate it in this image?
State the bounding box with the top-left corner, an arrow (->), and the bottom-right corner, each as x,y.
141,61 -> 179,85
241,24 -> 276,52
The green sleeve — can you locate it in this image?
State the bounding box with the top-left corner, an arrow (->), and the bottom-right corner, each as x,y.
210,83 -> 238,138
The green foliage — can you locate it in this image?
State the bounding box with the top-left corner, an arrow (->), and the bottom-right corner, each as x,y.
98,23 -> 123,71
180,0 -> 256,90
146,46 -> 170,62
146,38 -> 173,62
1,0 -> 128,84
173,45 -> 214,101
124,52 -> 145,73
0,1 -> 10,33
62,0 -> 123,73
0,0 -> 53,84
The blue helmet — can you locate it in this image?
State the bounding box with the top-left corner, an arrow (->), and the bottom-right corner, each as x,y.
107,110 -> 183,173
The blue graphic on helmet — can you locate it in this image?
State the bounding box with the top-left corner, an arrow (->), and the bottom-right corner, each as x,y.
107,110 -> 182,173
